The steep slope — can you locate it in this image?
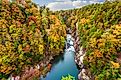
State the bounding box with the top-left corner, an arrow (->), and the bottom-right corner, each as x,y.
0,0 -> 66,79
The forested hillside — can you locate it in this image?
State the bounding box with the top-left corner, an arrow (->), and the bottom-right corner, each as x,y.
0,0 -> 121,80
57,1 -> 121,80
0,0 -> 66,79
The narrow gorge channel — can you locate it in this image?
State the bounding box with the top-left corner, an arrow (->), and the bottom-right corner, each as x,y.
40,34 -> 79,80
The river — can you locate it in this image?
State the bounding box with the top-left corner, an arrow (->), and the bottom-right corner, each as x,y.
40,34 -> 79,80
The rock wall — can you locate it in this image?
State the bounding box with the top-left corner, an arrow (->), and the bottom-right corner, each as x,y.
71,23 -> 90,80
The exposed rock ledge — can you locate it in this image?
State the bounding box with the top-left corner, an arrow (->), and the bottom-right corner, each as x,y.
75,47 -> 90,80
71,23 -> 91,80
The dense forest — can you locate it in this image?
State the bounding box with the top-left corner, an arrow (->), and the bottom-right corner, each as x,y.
0,0 -> 121,80
0,0 -> 66,79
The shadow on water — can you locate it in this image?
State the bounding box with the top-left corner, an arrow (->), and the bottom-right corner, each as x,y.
51,53 -> 64,67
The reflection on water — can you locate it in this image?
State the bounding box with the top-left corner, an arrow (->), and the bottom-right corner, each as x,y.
40,34 -> 79,80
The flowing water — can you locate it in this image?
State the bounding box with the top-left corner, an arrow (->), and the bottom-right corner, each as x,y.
40,34 -> 79,80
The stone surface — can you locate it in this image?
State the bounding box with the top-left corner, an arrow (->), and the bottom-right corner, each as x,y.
71,24 -> 90,80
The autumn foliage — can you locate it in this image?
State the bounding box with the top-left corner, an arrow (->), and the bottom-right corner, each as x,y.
77,2 -> 121,80
0,0 -> 66,79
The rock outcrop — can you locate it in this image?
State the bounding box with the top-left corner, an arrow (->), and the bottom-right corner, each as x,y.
71,23 -> 90,80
